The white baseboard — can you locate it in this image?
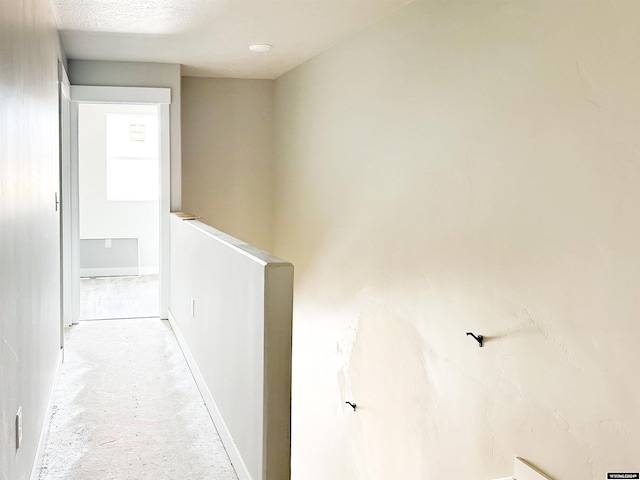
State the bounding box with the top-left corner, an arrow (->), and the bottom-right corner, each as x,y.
140,267 -> 159,275
30,348 -> 63,480
167,310 -> 252,480
80,267 -> 139,277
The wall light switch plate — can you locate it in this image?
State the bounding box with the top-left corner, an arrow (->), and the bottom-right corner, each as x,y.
16,406 -> 22,449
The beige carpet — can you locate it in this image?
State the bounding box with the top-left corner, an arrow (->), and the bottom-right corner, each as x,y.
38,318 -> 238,480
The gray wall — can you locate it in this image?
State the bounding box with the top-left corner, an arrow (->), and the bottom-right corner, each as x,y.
181,77 -> 274,252
273,2 -> 640,479
0,0 -> 64,478
69,60 -> 182,211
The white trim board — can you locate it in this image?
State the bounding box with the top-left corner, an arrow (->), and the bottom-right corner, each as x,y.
492,457 -> 554,480
80,267 -> 141,277
30,349 -> 63,480
514,457 -> 554,480
71,86 -> 170,104
167,310 -> 251,480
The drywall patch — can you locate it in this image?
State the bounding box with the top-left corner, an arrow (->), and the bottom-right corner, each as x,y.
577,58 -> 611,108
2,337 -> 18,363
348,302 -> 435,480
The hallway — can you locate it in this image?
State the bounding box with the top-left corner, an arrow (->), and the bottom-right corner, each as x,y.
39,318 -> 238,480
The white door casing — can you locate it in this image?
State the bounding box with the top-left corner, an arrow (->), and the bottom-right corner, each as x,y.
58,62 -> 72,339
69,86 -> 172,320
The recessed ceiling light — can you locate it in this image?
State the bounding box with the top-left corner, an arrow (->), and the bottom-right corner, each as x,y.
249,44 -> 272,53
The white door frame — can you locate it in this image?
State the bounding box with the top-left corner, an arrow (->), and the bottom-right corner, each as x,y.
58,63 -> 72,340
69,86 -> 172,321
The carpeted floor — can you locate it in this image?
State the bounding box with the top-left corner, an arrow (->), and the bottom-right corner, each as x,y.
80,275 -> 159,320
38,318 -> 238,480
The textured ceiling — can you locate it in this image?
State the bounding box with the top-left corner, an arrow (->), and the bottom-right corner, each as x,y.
53,0 -> 411,79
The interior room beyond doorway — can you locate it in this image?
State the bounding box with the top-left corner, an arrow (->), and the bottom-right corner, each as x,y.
78,103 -> 160,320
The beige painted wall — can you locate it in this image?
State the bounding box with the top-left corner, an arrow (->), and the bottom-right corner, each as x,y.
181,77 -> 274,252
273,2 -> 640,479
0,0 -> 64,478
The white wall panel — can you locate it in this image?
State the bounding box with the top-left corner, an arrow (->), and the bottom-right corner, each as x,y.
169,215 -> 292,480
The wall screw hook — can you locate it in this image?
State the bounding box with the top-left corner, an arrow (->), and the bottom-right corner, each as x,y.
345,401 -> 357,411
466,332 -> 483,347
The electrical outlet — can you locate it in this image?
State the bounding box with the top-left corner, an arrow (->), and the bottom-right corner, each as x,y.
105,238 -> 112,248
16,406 -> 22,449
190,297 -> 195,317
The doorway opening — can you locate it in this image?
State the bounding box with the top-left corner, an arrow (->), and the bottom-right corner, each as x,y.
77,103 -> 160,320
63,85 -> 171,328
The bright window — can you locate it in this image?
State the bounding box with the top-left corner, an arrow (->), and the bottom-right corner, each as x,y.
106,113 -> 159,201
